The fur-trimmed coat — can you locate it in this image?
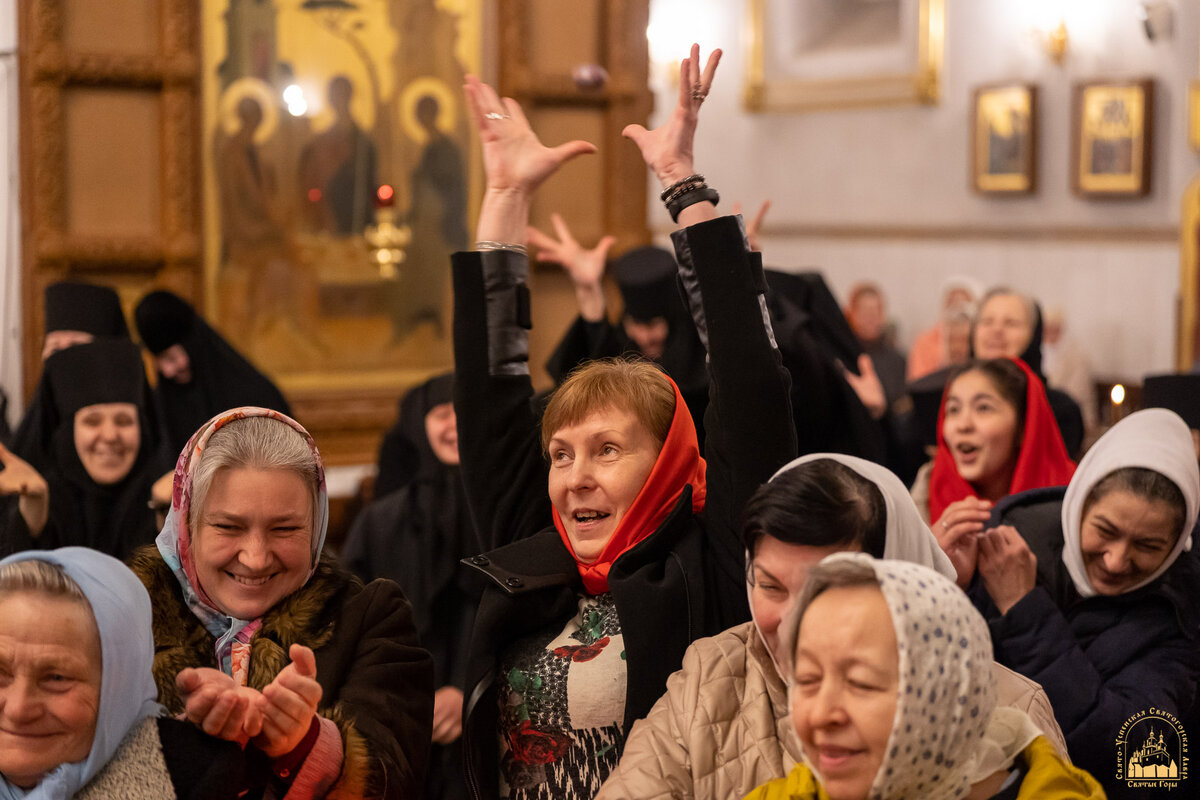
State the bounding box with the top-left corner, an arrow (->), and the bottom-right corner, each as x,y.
132,547 -> 435,800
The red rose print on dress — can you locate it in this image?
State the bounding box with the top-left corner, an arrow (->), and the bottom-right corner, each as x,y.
506,720 -> 572,764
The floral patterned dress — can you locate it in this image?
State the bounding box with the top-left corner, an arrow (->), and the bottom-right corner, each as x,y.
497,592 -> 627,799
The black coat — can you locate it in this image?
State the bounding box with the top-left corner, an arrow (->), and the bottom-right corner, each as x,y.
975,487 -> 1200,799
451,216 -> 797,799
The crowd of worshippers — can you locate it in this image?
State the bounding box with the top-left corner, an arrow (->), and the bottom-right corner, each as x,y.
1,46 -> 1196,800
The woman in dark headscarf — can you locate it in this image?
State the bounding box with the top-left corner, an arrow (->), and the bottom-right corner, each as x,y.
1,339 -> 160,559
134,290 -> 291,456
343,372 -> 478,799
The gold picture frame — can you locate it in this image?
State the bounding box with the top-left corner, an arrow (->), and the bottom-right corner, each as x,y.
743,0 -> 945,112
1189,81 -> 1200,152
971,84 -> 1037,195
201,0 -> 482,457
1071,79 -> 1154,198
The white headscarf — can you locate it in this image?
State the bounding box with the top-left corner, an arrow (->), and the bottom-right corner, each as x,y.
785,554 -> 996,800
0,548 -> 163,800
768,454 -> 957,580
1061,408 -> 1200,598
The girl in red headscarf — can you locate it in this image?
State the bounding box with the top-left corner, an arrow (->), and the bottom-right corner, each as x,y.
910,357 -> 1076,586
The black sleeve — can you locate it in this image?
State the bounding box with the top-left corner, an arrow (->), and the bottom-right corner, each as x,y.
451,250 -> 552,551
158,717 -> 247,800
671,216 -> 798,577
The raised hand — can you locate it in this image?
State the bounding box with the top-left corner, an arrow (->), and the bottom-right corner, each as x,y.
840,354 -> 887,420
977,524 -> 1037,614
252,643 -> 323,758
527,213 -> 615,321
176,667 -> 264,745
0,442 -> 49,536
465,75 -> 595,198
622,44 -> 721,188
932,497 -> 993,588
465,75 -> 597,245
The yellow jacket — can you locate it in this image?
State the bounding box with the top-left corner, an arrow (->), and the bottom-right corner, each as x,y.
742,736 -> 1105,800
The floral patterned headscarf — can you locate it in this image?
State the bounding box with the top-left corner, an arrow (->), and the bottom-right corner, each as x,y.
154,407 -> 329,679
782,554 -> 996,800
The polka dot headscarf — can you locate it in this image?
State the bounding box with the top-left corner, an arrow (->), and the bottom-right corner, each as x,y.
783,553 -> 996,800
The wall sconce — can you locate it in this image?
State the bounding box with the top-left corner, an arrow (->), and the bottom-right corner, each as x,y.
1037,19 -> 1069,65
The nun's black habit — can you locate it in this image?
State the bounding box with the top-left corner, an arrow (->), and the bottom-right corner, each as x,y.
134,290 -> 291,457
342,373 -> 479,800
10,281 -> 132,472
1,339 -> 159,559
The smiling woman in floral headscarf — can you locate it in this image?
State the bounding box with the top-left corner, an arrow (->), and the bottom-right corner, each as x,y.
746,554 -> 1103,800
130,406 -> 433,799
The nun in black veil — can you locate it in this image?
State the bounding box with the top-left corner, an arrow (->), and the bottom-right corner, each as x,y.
343,372 -> 479,800
1,339 -> 159,559
10,280 -> 133,472
134,289 -> 291,457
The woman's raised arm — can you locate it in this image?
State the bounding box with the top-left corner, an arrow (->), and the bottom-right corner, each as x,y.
452,77 -> 598,550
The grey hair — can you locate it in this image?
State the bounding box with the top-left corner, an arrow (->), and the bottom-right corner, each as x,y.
0,559 -> 90,606
778,557 -> 880,684
977,286 -> 1037,331
189,416 -> 319,531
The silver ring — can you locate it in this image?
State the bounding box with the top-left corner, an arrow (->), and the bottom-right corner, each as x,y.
484,112 -> 510,120
691,90 -> 706,102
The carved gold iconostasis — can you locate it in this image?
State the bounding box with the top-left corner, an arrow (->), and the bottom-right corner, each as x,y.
202,0 -> 481,402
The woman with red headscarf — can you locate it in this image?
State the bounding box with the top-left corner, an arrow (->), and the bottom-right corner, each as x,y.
909,357 -> 1076,586
452,46 -> 796,800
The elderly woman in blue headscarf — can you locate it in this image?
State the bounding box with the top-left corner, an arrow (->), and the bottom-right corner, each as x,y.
0,547 -> 243,798
129,407 -> 433,799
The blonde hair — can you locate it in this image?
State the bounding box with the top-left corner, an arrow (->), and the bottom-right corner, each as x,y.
189,416 -> 319,531
541,358 -> 676,452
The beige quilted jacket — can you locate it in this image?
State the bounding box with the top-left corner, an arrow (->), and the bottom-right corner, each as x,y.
597,621 -> 1068,800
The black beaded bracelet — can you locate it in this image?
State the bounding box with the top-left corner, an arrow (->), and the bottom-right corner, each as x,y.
666,185 -> 720,223
660,174 -> 704,202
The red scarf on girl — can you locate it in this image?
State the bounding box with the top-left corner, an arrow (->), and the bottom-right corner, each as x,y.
553,374 -> 706,594
929,358 -> 1075,521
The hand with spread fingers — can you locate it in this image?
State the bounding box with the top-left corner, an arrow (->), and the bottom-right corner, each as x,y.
840,354 -> 887,420
0,441 -> 49,536
932,496 -> 993,587
527,213 -> 615,321
253,643 -> 324,758
977,524 -> 1038,614
465,75 -> 597,245
622,43 -> 721,189
175,666 -> 264,746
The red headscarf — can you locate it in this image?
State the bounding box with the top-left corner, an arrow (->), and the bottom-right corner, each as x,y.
553,374 -> 706,594
928,358 -> 1075,521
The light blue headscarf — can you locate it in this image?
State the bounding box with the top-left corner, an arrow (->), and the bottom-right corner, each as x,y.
0,547 -> 163,799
